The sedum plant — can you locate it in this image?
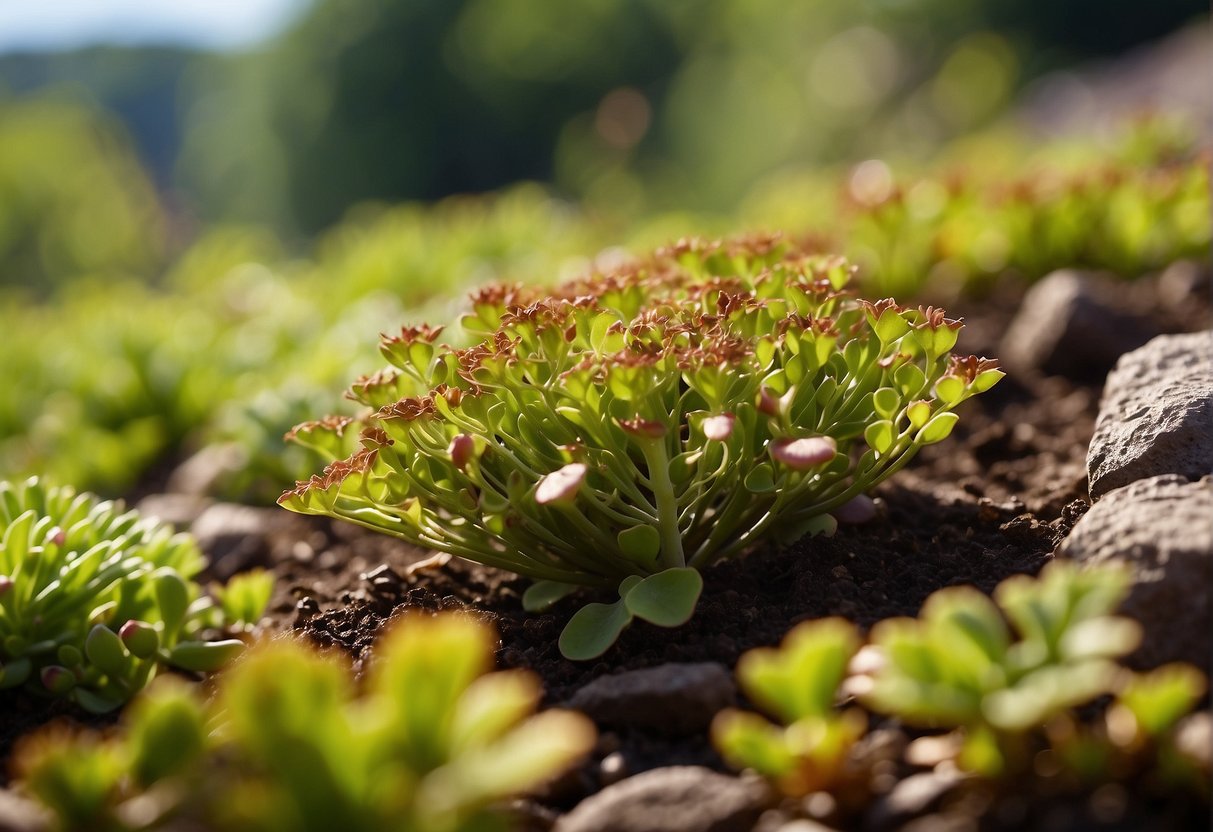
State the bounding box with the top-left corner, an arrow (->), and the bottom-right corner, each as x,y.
857,560 -> 1151,776
712,618 -> 866,797
281,238 -> 1002,658
713,563 -> 1210,817
15,614 -> 596,832
0,478 -> 257,713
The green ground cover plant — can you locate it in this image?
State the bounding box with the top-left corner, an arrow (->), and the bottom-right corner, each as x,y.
0,478 -> 264,712
745,126 -> 1211,297
281,237 -> 1002,658
713,563 -> 1209,814
14,614 -> 595,832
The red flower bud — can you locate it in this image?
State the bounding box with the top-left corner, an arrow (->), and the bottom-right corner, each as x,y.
535,463 -> 587,505
758,386 -> 784,417
770,436 -> 836,470
41,665 -> 75,695
619,418 -> 667,439
119,620 -> 161,659
834,494 -> 877,525
448,434 -> 476,470
702,413 -> 735,441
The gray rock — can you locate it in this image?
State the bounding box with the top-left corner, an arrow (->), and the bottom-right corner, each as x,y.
999,270 -> 1155,380
190,502 -> 286,579
565,663 -> 735,736
135,493 -> 214,529
166,442 -> 248,497
1058,475 -> 1212,670
554,767 -> 769,832
867,768 -> 966,828
1088,331 -> 1213,498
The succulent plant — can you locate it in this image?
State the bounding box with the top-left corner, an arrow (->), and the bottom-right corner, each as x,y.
15,613 -> 596,832
712,617 -> 866,796
281,237 -> 1002,658
714,562 -> 1211,815
856,560 -> 1147,776
0,478 -> 259,712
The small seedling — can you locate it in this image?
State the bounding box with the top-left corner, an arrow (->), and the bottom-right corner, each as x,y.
713,618 -> 866,796
857,561 -> 1144,776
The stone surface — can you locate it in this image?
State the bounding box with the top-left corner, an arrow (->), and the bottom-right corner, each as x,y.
999,270 -> 1156,381
190,502 -> 287,579
866,768 -> 966,828
554,767 -> 769,832
135,492 -> 214,529
1088,330 -> 1213,498
166,442 -> 247,496
565,663 -> 736,736
1058,475 -> 1212,670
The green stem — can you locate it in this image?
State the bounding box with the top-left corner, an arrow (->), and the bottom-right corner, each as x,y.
639,438 -> 685,569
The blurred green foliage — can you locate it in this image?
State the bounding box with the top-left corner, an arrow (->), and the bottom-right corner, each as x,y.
0,117 -> 1207,504
15,614 -> 595,832
0,94 -> 165,294
176,0 -> 1208,233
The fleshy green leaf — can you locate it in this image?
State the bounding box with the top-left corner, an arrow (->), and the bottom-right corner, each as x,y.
558,601 -> 633,661
521,580 -> 578,613
622,567 -> 703,628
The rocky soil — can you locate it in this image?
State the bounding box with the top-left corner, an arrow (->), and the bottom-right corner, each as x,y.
1,263 -> 1209,832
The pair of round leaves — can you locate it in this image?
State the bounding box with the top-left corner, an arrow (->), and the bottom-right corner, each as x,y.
524,568 -> 704,661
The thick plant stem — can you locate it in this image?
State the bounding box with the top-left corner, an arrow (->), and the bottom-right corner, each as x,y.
640,439 -> 685,570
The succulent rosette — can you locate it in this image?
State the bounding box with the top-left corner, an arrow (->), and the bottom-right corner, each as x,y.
281,236 -> 1003,658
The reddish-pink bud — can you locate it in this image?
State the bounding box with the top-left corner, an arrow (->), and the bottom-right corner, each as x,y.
119,620 -> 160,659
834,494 -> 877,525
41,666 -> 75,695
0,575 -> 12,596
758,387 -> 783,417
770,436 -> 836,470
48,527 -> 66,547
618,418 -> 667,439
535,463 -> 587,505
702,413 -> 736,441
448,434 -> 476,470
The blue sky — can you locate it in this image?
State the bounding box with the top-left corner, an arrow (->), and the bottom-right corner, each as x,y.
0,0 -> 307,53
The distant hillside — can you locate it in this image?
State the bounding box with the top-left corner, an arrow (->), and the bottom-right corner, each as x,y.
0,46 -> 199,185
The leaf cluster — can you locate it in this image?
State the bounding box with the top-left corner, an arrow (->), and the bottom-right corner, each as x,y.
14,614 -> 596,832
281,237 -> 1002,658
712,563 -> 1209,807
0,478 -> 262,712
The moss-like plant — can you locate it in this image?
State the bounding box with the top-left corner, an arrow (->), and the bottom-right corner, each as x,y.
281,238 -> 1002,658
15,614 -> 596,832
0,478 -> 257,712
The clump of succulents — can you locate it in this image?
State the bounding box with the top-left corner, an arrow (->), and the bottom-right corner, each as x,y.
712,563 -> 1209,821
0,478 -> 260,712
14,614 -> 596,832
281,236 -> 1003,658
